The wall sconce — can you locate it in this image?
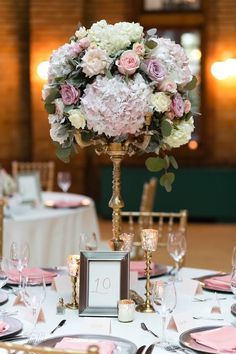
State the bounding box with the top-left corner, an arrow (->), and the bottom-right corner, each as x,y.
37,61 -> 49,80
211,58 -> 236,80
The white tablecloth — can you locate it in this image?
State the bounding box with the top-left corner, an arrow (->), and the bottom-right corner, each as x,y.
2,267 -> 236,353
3,192 -> 100,267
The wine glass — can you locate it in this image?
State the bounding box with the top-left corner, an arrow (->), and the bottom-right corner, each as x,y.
167,231 -> 187,281
10,241 -> 30,291
0,257 -> 10,290
79,233 -> 98,251
232,246 -> 236,269
151,280 -> 177,346
57,172 -> 71,193
21,274 -> 46,332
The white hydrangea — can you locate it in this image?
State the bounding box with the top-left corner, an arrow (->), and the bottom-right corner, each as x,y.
48,43 -> 72,82
87,20 -> 143,55
163,117 -> 194,148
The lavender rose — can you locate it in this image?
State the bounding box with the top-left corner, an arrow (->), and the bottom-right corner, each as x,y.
60,84 -> 80,105
171,93 -> 184,118
143,59 -> 166,82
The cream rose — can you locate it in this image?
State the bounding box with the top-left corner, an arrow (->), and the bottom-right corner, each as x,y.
150,92 -> 171,113
68,108 -> 86,129
163,117 -> 194,148
75,26 -> 87,39
81,48 -> 108,77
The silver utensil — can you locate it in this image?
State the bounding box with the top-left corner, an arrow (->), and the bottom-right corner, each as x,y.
136,345 -> 146,354
145,344 -> 155,354
193,297 -> 227,302
193,316 -> 224,321
165,344 -> 193,354
50,319 -> 66,334
141,323 -> 159,338
2,335 -> 29,342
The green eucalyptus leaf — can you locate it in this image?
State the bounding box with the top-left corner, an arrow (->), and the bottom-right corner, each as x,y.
184,111 -> 193,121
160,172 -> 175,192
161,120 -> 172,137
147,28 -> 157,37
44,102 -> 55,114
64,105 -> 74,113
105,69 -> 113,79
184,76 -> 197,91
56,146 -> 71,163
146,39 -> 157,49
164,155 -> 170,169
45,89 -> 61,105
169,155 -> 178,169
145,157 -> 165,172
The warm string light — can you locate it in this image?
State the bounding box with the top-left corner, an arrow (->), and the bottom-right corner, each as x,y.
37,61 -> 49,80
211,58 -> 236,80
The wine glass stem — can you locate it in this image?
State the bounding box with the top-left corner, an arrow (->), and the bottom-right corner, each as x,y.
161,315 -> 167,343
19,270 -> 22,290
175,261 -> 180,279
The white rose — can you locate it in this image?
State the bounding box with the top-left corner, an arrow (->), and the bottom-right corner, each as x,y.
68,109 -> 86,129
75,26 -> 87,40
81,48 -> 108,77
163,117 -> 194,148
150,92 -> 171,113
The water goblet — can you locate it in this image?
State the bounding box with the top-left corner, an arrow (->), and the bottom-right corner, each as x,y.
57,172 -> 71,193
0,257 -> 10,290
10,241 -> 30,291
21,274 -> 46,332
151,280 -> 177,346
167,231 -> 187,281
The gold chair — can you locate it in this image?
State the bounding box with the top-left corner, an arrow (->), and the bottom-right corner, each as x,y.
0,198 -> 3,257
139,177 -> 157,212
121,209 -> 188,259
12,161 -> 55,191
0,341 -> 99,354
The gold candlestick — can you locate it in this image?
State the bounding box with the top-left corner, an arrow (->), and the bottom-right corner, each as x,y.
136,229 -> 158,313
66,255 -> 80,309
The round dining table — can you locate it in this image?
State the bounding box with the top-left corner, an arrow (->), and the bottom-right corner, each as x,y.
0,266 -> 235,354
3,192 -> 100,267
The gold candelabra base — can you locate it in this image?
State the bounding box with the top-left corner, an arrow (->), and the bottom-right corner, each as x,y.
66,275 -> 79,310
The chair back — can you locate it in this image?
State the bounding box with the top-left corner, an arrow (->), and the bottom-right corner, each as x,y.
0,341 -> 99,354
139,177 -> 157,212
0,199 -> 3,257
12,161 -> 55,191
121,209 -> 188,259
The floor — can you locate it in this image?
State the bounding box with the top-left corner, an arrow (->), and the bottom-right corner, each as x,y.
98,218 -> 236,273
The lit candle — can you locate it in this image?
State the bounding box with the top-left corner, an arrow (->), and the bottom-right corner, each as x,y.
67,255 -> 80,276
141,229 -> 158,252
118,299 -> 135,322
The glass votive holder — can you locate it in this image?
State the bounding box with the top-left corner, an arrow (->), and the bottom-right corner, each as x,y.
118,299 -> 135,322
67,254 -> 80,276
141,229 -> 158,252
120,233 -> 134,252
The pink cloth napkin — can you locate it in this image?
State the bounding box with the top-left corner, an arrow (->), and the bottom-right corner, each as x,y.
191,326 -> 236,352
0,321 -> 9,333
55,337 -> 115,354
204,274 -> 232,290
130,261 -> 155,273
7,267 -> 57,284
47,200 -> 84,208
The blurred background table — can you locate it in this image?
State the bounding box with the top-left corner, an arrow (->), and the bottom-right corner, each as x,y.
3,192 -> 100,267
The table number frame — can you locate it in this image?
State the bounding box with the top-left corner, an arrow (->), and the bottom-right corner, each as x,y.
79,251 -> 129,317
16,172 -> 41,203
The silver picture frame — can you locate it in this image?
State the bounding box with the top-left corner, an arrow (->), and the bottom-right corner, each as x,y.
16,172 -> 42,203
79,251 -> 129,317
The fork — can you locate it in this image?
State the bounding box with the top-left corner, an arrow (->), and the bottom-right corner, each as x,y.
140,323 -> 159,338
26,332 -> 45,345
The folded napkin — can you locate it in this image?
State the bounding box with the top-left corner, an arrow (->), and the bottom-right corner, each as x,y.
204,274 -> 231,291
55,337 -> 115,354
191,326 -> 236,352
0,321 -> 9,333
45,199 -> 86,208
130,261 -> 154,273
7,267 -> 57,284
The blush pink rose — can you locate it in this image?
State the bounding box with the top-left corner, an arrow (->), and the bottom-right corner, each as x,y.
166,111 -> 175,120
171,93 -> 184,117
60,84 -> 80,105
133,43 -> 145,56
184,99 -> 191,113
158,80 -> 177,93
116,50 -> 140,75
79,37 -> 90,49
69,43 -> 83,58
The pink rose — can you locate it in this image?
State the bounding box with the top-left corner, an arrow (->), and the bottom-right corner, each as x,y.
133,43 -> 145,56
158,80 -> 177,93
142,59 -> 166,82
184,99 -> 191,113
166,111 -> 175,120
60,84 -> 80,105
69,43 -> 83,58
116,50 -> 140,75
79,37 -> 90,49
171,93 -> 184,117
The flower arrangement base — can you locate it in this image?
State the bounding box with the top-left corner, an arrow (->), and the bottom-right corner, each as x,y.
66,275 -> 79,310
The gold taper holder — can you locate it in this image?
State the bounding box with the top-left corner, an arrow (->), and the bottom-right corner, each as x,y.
136,229 -> 158,313
66,255 -> 80,309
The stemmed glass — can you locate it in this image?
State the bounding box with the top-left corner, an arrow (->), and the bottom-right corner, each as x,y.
151,280 -> 177,346
231,247 -> 236,295
167,231 -> 187,281
10,241 -> 30,291
57,172 -> 71,193
79,233 -> 98,251
21,274 -> 46,332
0,257 -> 10,290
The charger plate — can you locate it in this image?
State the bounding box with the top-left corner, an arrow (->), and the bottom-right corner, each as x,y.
179,326 -> 221,354
193,273 -> 232,293
0,317 -> 22,339
37,334 -> 137,353
231,303 -> 236,316
0,291 -> 8,306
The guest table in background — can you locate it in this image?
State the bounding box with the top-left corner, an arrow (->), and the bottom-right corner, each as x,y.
3,192 -> 100,267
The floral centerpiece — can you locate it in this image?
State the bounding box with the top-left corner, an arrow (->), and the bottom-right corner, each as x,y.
43,20 -> 196,249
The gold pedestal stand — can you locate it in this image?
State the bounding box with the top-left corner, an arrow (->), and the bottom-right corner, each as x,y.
66,275 -> 79,309
136,250 -> 155,313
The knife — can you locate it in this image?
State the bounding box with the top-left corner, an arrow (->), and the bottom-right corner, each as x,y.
50,319 -> 66,334
145,344 -> 155,354
136,345 -> 146,354
0,336 -> 29,342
